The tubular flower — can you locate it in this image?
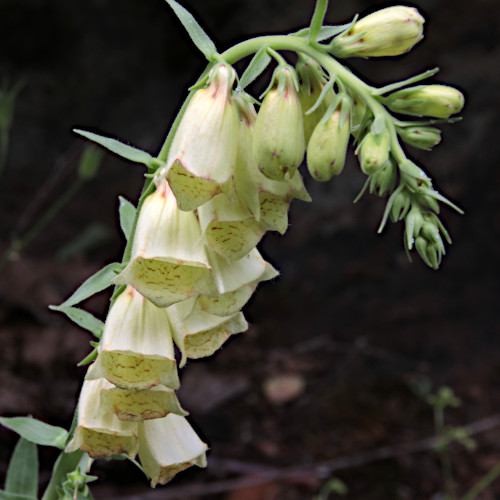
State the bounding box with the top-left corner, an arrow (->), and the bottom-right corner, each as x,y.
113,181 -> 214,307
198,193 -> 265,262
233,94 -> 311,234
66,379 -> 139,459
100,380 -> 187,422
158,64 -> 238,211
86,286 -> 179,391
331,6 -> 425,58
167,297 -> 248,367
253,66 -> 306,180
138,414 -> 208,487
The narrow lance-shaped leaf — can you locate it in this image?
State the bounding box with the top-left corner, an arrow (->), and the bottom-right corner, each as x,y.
239,46 -> 272,90
118,196 -> 136,241
164,0 -> 218,60
309,0 -> 329,44
41,451 -> 84,500
0,491 -> 35,500
5,438 -> 38,499
51,262 -> 123,309
73,129 -> 153,166
0,417 -> 68,449
52,306 -> 104,339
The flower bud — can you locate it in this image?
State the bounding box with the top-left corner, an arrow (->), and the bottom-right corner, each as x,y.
66,379 -> 139,459
306,97 -> 351,182
368,158 -> 397,197
331,6 -> 424,58
253,66 -> 305,180
158,64 -> 238,211
398,126 -> 441,150
351,94 -> 368,135
198,193 -> 265,262
404,205 -> 424,249
100,380 -> 187,422
358,129 -> 390,175
138,415 -> 207,486
296,57 -> 334,144
86,286 -> 179,391
113,181 -> 214,307
386,85 -> 465,118
390,189 -> 411,222
233,94 -> 311,234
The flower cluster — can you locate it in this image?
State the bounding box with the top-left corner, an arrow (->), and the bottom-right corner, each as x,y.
58,1 -> 465,490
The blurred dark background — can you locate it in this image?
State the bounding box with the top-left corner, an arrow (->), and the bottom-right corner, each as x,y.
0,0 -> 499,498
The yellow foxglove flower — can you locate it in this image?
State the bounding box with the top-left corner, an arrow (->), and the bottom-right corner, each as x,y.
296,57 -> 335,145
66,379 -> 138,459
159,64 -> 238,211
253,66 -> 305,180
332,6 -> 425,58
233,95 -> 311,234
86,286 -> 179,390
198,193 -> 265,262
113,182 -> 214,307
196,248 -> 278,317
167,297 -> 248,367
100,379 -> 187,422
138,414 -> 207,486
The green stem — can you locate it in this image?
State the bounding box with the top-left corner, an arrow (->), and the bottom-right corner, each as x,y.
434,406 -> 456,500
461,462 -> 500,500
0,128 -> 8,177
0,178 -> 84,272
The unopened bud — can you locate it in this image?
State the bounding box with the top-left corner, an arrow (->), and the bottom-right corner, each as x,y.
404,205 -> 424,249
331,6 -> 425,58
387,85 -> 464,118
398,126 -> 441,150
306,99 -> 350,181
390,189 -> 411,222
368,158 -> 397,196
253,66 -> 305,180
296,57 -> 334,144
359,129 -> 390,175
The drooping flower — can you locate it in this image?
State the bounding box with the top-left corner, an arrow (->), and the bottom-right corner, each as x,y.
100,379 -> 187,422
113,181 -> 214,307
66,379 -> 139,459
157,64 -> 238,211
86,286 -> 179,390
138,414 -> 208,486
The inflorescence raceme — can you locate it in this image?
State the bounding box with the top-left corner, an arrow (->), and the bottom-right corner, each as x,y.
52,0 -> 464,488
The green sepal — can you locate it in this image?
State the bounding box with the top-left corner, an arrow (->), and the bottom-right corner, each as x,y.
239,46 -> 272,90
293,19 -> 358,42
164,0 -> 218,61
76,348 -> 98,367
51,262 -> 124,309
4,438 -> 38,499
370,115 -> 386,136
306,78 -> 336,116
0,417 -> 68,449
49,306 -> 104,339
118,196 -> 136,241
308,0 -> 328,44
73,129 -> 154,167
373,68 -> 439,96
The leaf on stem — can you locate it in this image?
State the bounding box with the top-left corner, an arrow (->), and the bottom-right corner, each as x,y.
52,306 -> 104,339
164,0 -> 218,60
0,417 -> 68,449
51,262 -> 123,309
238,46 -> 272,90
73,129 -> 153,166
4,438 -> 38,500
308,0 -> 329,44
118,196 -> 136,241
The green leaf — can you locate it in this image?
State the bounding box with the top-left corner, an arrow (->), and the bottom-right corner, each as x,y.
118,196 -> 136,241
41,451 -> 84,500
5,438 -> 38,498
0,491 -> 36,500
51,262 -> 123,309
55,307 -> 104,339
0,417 -> 68,449
77,347 -> 98,367
309,0 -> 328,44
73,129 -> 153,166
164,0 -> 218,60
239,46 -> 272,90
